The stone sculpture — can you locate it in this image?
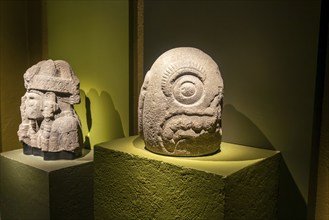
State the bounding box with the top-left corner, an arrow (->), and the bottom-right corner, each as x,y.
138,47 -> 224,156
17,59 -> 83,160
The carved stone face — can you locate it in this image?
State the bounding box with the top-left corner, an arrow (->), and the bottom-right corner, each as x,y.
42,92 -> 57,119
25,91 -> 43,120
18,59 -> 83,160
139,47 -> 224,156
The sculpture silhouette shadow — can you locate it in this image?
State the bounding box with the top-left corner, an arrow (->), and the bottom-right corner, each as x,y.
78,89 -> 124,149
222,104 -> 274,150
278,160 -> 307,219
222,104 -> 306,219
79,90 -> 91,149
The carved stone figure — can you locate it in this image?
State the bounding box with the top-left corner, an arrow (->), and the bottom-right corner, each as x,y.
17,60 -> 83,160
138,47 -> 224,156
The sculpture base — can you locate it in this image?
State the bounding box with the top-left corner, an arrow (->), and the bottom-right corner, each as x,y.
23,143 -> 43,156
94,136 -> 281,220
23,143 -> 82,160
0,148 -> 93,220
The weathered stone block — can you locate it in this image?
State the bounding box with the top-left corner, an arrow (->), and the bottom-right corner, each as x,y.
94,136 -> 280,220
138,47 -> 224,156
0,149 -> 93,220
17,59 -> 83,160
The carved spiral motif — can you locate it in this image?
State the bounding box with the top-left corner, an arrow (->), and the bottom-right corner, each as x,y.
162,62 -> 205,105
172,74 -> 204,105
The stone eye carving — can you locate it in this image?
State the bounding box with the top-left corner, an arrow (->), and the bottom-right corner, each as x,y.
173,75 -> 203,105
138,47 -> 224,156
162,63 -> 205,106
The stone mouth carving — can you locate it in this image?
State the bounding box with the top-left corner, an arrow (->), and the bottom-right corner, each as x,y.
159,92 -> 222,154
160,115 -> 220,153
139,47 -> 224,157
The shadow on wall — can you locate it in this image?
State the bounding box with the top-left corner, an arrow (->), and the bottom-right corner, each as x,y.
78,89 -> 124,149
279,160 -> 307,220
222,104 -> 306,218
222,104 -> 274,150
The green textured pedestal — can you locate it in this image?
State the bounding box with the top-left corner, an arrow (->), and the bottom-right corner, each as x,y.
94,136 -> 281,220
0,149 -> 93,220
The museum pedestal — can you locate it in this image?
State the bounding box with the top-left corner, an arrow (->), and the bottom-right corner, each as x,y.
0,149 -> 93,220
94,136 -> 281,220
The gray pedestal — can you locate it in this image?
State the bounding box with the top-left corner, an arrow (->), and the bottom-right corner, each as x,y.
94,136 -> 281,220
0,149 -> 93,220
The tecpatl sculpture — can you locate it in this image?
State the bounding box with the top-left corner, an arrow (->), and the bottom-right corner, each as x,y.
17,60 -> 83,160
138,47 -> 224,156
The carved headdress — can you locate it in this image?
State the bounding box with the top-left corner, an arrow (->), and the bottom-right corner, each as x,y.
23,59 -> 80,105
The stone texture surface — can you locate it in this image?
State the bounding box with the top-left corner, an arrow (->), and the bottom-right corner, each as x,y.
17,59 -> 83,160
225,155 -> 280,219
138,47 -> 224,156
0,149 -> 93,220
94,136 -> 280,220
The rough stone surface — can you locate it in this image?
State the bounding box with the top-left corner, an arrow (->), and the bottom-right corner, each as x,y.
138,47 -> 224,156
17,59 -> 83,160
0,149 -> 93,220
94,136 -> 280,220
225,155 -> 280,219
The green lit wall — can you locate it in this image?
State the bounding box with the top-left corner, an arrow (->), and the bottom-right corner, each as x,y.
47,0 -> 129,148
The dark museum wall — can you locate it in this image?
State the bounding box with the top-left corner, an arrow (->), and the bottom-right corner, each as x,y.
314,0 -> 329,218
315,41 -> 329,219
0,1 -> 44,153
143,0 -> 323,219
